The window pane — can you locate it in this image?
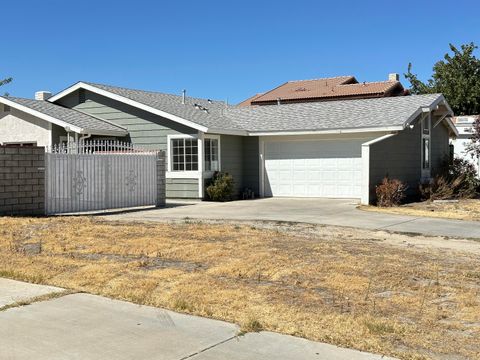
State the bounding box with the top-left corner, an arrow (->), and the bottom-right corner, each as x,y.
205,138 -> 219,171
171,138 -> 198,172
423,138 -> 430,168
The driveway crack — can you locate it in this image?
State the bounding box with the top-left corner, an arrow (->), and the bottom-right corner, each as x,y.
376,217 -> 419,230
179,335 -> 238,359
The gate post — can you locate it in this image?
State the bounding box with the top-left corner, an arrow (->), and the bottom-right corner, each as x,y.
156,151 -> 166,207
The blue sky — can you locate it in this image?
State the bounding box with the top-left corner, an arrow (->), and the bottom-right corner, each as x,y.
1,0 -> 478,103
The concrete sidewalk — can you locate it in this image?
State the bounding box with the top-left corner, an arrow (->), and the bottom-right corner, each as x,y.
0,278 -> 395,360
104,198 -> 480,239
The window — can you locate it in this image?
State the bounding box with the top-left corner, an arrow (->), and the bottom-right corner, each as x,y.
421,115 -> 431,173
422,138 -> 430,169
171,138 -> 198,171
204,138 -> 219,171
422,116 -> 430,135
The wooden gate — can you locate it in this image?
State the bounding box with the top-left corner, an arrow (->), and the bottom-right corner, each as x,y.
45,152 -> 161,214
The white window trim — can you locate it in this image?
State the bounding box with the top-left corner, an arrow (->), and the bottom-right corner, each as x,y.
166,134 -> 201,178
421,113 -> 431,179
203,134 -> 221,174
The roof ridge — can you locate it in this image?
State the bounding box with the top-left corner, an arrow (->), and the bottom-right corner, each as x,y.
84,81 -> 227,105
287,76 -> 354,83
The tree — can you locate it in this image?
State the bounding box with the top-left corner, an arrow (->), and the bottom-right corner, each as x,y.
465,116 -> 480,160
1,75 -> 12,96
404,42 -> 480,115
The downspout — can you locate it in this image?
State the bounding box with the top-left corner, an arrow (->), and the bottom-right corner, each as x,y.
79,133 -> 92,154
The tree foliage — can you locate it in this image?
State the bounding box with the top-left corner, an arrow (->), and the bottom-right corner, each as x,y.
0,75 -> 12,96
404,43 -> 480,115
0,76 -> 12,87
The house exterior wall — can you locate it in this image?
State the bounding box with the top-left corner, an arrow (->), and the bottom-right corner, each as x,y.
369,125 -> 421,201
368,119 -> 451,203
220,135 -> 244,197
166,178 -> 199,198
431,123 -> 450,175
55,90 -> 200,198
242,136 -> 260,196
215,135 -> 259,199
0,107 -> 51,147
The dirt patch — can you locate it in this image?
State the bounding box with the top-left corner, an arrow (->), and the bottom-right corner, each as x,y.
0,216 -> 479,360
360,199 -> 480,222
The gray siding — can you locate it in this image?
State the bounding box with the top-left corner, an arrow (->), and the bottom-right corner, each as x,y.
56,90 -> 200,198
217,135 -> 260,199
369,119 -> 451,202
166,178 -> 199,198
431,122 -> 450,175
369,125 -> 422,200
56,90 -> 195,151
242,136 -> 260,195
220,135 -> 243,197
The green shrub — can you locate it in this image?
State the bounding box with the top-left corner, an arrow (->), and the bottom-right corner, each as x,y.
375,177 -> 407,207
206,172 -> 235,202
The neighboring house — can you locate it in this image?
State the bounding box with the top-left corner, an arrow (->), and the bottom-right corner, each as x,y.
0,91 -> 128,147
0,81 -> 457,204
238,74 -> 408,106
451,115 -> 480,175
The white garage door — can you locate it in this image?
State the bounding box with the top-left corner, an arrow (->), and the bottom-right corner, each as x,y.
264,139 -> 366,198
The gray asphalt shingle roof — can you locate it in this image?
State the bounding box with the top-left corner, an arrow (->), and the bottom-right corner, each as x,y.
3,96 -> 127,135
81,83 -> 442,133
83,82 -> 243,131
224,94 -> 442,132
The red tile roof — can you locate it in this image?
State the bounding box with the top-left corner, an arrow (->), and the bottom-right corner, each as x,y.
238,76 -> 406,106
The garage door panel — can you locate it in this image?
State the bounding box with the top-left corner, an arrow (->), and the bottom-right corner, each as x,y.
264,139 -> 364,198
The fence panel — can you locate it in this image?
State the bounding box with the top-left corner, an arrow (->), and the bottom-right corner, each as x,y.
45,152 -> 161,214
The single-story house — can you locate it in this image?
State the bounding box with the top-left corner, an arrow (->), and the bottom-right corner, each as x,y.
0,81 -> 457,204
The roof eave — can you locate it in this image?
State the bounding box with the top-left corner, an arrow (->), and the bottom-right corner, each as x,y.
0,96 -> 84,134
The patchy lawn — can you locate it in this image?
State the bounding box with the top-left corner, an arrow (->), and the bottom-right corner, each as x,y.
0,217 -> 479,360
360,199 -> 480,222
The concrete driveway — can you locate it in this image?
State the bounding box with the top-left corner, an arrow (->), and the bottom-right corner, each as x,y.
105,198 -> 480,239
0,278 -> 394,360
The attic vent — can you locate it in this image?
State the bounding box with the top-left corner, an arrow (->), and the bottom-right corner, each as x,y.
294,87 -> 308,92
79,89 -> 86,104
3,104 -> 10,112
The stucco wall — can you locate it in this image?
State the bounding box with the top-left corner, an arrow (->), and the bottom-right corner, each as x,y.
0,107 -> 51,147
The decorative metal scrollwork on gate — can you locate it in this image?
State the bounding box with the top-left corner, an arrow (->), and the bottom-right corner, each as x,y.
125,170 -> 138,192
72,171 -> 87,195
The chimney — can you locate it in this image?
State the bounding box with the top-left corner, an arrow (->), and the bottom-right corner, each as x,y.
182,89 -> 186,104
388,73 -> 400,82
35,91 -> 52,101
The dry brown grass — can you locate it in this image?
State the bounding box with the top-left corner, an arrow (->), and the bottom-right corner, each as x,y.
0,217 -> 479,360
361,199 -> 480,222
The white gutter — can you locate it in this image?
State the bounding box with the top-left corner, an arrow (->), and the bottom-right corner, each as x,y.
248,126 -> 403,137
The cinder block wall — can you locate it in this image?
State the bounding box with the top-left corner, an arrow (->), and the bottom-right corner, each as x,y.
0,146 -> 45,215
